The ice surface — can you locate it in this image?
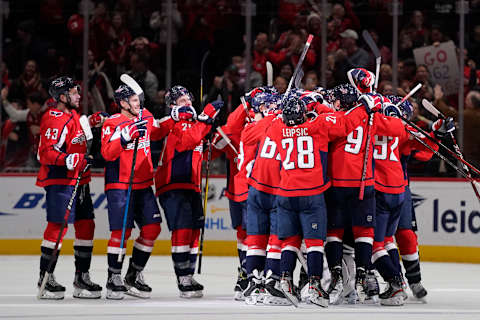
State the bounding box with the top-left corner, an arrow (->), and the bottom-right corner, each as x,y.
1,256 -> 480,320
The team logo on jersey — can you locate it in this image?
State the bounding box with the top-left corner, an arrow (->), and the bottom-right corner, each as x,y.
49,110 -> 63,117
367,215 -> 373,222
71,132 -> 86,144
311,223 -> 318,230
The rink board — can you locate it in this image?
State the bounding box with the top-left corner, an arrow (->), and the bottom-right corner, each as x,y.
0,175 -> 479,262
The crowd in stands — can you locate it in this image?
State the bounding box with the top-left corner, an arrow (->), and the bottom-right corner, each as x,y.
1,0 -> 480,175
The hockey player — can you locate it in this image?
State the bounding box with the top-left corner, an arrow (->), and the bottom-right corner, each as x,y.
101,84 -> 174,299
270,95 -> 381,307
371,99 -> 452,306
324,91 -> 406,304
36,77 -> 102,299
238,92 -> 288,305
155,85 -> 223,298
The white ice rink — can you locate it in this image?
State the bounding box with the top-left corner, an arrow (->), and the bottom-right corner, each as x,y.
1,256 -> 480,320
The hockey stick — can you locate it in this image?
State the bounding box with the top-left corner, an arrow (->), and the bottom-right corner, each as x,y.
266,61 -> 273,86
117,74 -> 145,263
198,140 -> 212,274
421,99 -> 480,203
283,34 -> 314,102
240,96 -> 254,123
197,52 -> 211,274
398,109 -> 480,176
406,129 -> 475,181
200,51 -> 210,107
79,115 -> 93,154
216,127 -> 239,155
358,30 -> 381,200
294,69 -> 304,90
37,164 -> 90,298
362,30 -> 381,91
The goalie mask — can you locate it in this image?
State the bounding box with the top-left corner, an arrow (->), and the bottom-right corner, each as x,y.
347,68 -> 375,94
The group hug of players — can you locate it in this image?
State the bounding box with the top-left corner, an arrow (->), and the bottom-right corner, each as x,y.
35,67 -> 454,307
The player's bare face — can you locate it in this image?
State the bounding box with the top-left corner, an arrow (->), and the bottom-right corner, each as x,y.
68,87 -> 81,108
128,95 -> 141,115
175,95 -> 192,107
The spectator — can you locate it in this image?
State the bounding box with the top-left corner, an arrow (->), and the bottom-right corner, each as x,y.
367,29 -> 392,65
252,32 -> 270,78
429,25 -> 449,45
8,60 -> 48,104
279,63 -> 294,81
378,80 -> 394,95
274,75 -> 288,94
401,10 -> 429,48
128,52 -> 159,106
467,25 -> 480,66
333,29 -> 371,84
149,2 -> 183,47
330,1 -> 360,33
106,12 -> 132,78
303,70 -> 319,91
380,64 -> 393,82
207,64 -> 243,118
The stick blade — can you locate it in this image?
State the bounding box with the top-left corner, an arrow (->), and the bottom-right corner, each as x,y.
422,99 -> 443,118
266,61 -> 273,86
120,74 -> 143,96
362,30 -> 381,58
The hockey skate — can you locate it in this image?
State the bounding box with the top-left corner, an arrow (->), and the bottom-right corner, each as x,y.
106,273 -> 127,300
307,276 -> 329,308
263,270 -> 290,306
327,266 -> 344,305
125,269 -> 152,299
37,273 -> 65,300
243,269 -> 264,305
177,275 -> 203,299
234,267 -> 248,301
355,268 -> 368,303
280,272 -> 299,307
379,277 -> 405,306
363,270 -> 380,304
409,282 -> 427,302
73,272 -> 102,299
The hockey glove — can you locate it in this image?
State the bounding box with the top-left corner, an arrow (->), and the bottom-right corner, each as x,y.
431,117 -> 455,139
358,93 -> 383,115
120,119 -> 147,147
170,105 -> 197,122
88,111 -> 110,128
65,153 -> 93,171
198,101 -> 223,124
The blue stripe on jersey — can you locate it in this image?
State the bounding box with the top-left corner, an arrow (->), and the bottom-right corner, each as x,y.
171,150 -> 193,184
320,150 -> 329,186
277,179 -> 329,192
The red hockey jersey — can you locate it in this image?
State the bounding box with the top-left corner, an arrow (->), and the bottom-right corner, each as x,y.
36,108 -> 90,187
374,125 -> 439,193
154,119 -> 211,195
271,107 -> 370,197
215,104 -> 250,202
328,113 -> 406,188
101,109 -> 173,191
242,114 -> 282,195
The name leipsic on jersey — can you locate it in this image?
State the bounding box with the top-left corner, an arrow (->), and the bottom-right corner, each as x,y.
36,109 -> 90,187
101,109 -> 173,191
328,112 -> 406,188
270,107 -> 371,197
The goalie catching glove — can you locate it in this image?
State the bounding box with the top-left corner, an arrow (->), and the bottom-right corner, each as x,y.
120,119 -> 147,147
197,101 -> 223,124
